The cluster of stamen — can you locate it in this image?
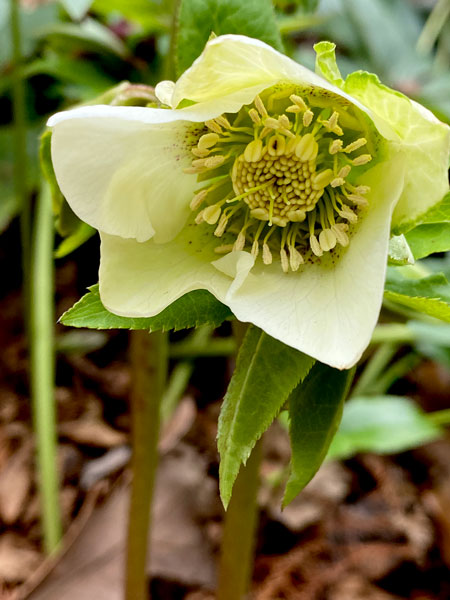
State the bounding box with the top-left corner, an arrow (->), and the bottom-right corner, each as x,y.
184,87 -> 374,272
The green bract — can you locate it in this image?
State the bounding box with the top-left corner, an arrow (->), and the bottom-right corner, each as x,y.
48,35 -> 450,369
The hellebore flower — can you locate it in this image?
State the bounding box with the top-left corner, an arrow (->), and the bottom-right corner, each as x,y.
48,35 -> 450,369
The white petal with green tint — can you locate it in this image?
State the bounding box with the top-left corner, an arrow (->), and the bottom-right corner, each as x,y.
98,221 -> 254,318
48,105 -> 207,244
172,35 -> 382,128
344,73 -> 450,233
224,158 -> 406,369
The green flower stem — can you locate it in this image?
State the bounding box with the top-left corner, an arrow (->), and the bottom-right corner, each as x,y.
30,181 -> 62,554
217,439 -> 262,600
428,408 -> 450,427
160,361 -> 194,424
370,323 -> 415,346
352,342 -> 399,397
10,0 -> 30,311
170,336 -> 236,359
417,0 -> 450,56
371,352 -> 421,396
217,320 -> 261,600
126,330 -> 168,600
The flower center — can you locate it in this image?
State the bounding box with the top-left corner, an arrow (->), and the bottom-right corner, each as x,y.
185,86 -> 375,272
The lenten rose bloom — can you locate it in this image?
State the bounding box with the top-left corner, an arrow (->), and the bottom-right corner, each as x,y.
48,35 -> 450,369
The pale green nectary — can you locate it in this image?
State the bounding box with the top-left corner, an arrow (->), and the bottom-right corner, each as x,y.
48,35 -> 450,369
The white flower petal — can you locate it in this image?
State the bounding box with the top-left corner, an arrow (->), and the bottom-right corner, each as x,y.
173,35 -> 387,131
98,224 -> 254,317
49,105 -> 208,244
155,80 -> 176,106
224,157 -> 406,369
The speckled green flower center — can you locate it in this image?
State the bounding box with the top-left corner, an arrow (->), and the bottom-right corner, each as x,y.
185,85 -> 375,272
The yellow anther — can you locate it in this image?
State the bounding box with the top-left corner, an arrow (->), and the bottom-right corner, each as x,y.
280,248 -> 289,273
205,120 -> 222,134
215,115 -> 231,129
190,189 -> 208,210
278,115 -> 291,130
244,139 -> 263,162
352,154 -> 372,166
310,234 -> 323,257
272,216 -> 288,227
250,207 -> 270,221
251,240 -> 260,258
289,94 -> 308,111
287,209 -> 306,222
295,133 -> 318,161
262,243 -> 273,265
289,247 -> 304,271
286,104 -> 302,114
355,185 -> 370,195
286,136 -> 300,155
214,244 -> 234,254
264,117 -> 280,130
194,210 -> 205,224
203,203 -> 222,225
343,137 -> 367,153
338,206 -> 358,223
331,177 -> 345,188
198,133 -> 220,151
319,229 -> 337,252
248,108 -> 262,124
331,223 -> 349,247
254,95 -> 268,118
303,110 -> 314,127
348,194 -> 369,207
338,165 -> 351,178
184,166 -> 204,174
267,134 -> 286,157
191,158 -> 206,167
191,147 -> 210,158
214,214 -> 229,236
204,155 -> 226,169
233,231 -> 246,251
329,139 -> 343,154
312,169 -> 334,190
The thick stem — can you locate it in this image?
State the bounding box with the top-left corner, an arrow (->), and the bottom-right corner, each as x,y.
125,330 -> 168,600
217,440 -> 262,600
30,182 -> 62,554
10,0 -> 30,310
217,320 -> 261,600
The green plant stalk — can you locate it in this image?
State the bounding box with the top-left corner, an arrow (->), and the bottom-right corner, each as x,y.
126,330 -> 168,600
352,343 -> 398,397
370,323 -> 415,346
217,440 -> 262,600
217,320 -> 261,600
371,352 -> 420,395
30,181 -> 62,554
428,408 -> 450,427
417,0 -> 450,56
10,0 -> 30,310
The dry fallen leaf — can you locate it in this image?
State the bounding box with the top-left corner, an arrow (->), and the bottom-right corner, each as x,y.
0,534 -> 40,583
59,419 -> 127,448
0,441 -> 32,525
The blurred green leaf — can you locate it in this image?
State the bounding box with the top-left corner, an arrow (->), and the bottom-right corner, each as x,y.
218,326 -> 314,507
60,285 -> 233,330
60,0 -> 94,21
284,363 -> 353,505
176,0 -> 283,76
92,0 -> 170,31
36,17 -> 129,58
54,222 -> 96,258
385,267 -> 450,322
327,395 -> 442,460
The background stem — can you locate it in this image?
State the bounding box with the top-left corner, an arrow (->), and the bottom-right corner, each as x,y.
125,330 -> 168,600
30,181 -> 62,554
217,320 -> 261,600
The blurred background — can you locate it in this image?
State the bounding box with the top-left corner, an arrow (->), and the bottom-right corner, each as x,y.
1,0 -> 450,598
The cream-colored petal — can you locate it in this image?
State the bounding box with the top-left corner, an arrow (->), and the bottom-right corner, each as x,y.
173,34 -> 392,135
98,223 -> 254,317
224,157 -> 406,369
49,105 -> 207,244
155,80 -> 176,106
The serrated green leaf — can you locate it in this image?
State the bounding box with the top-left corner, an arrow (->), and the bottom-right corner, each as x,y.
406,223 -> 450,260
60,285 -> 233,331
284,363 -> 353,506
218,326 -> 314,508
327,396 -> 442,461
385,267 -> 450,322
175,0 -> 283,76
